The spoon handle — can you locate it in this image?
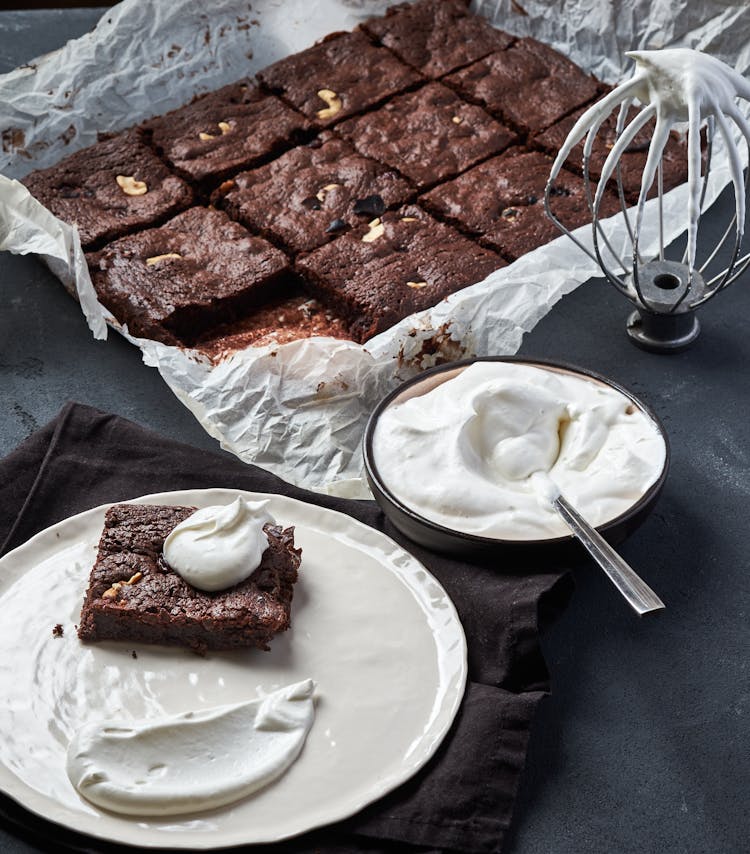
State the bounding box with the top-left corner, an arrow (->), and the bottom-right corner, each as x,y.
552,494 -> 665,615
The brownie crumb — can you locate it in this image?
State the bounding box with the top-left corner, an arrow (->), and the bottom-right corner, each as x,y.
52,623 -> 64,638
131,650 -> 138,659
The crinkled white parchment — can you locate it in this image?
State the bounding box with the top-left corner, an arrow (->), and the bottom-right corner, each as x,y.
1,0 -> 749,494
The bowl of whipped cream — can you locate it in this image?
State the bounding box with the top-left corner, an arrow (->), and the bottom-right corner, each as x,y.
364,357 -> 669,561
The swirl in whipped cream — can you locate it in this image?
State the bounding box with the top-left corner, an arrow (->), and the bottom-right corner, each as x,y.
66,679 -> 316,816
373,362 -> 666,540
163,497 -> 274,591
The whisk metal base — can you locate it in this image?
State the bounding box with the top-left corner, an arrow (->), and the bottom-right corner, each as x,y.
626,308 -> 700,352
625,260 -> 705,352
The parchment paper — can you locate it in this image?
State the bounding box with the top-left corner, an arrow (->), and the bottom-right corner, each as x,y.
1,0 -> 748,494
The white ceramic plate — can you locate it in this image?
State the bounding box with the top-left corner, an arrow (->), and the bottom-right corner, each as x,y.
0,489 -> 467,848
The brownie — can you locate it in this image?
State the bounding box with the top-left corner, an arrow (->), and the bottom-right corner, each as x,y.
256,30 -> 422,127
295,204 -> 504,342
87,206 -> 292,346
337,82 -> 517,190
195,293 -> 349,359
531,102 -> 690,204
140,81 -> 312,189
77,504 -> 301,652
213,136 -> 413,255
360,0 -> 514,78
422,148 -> 622,260
445,38 -> 600,134
22,129 -> 193,249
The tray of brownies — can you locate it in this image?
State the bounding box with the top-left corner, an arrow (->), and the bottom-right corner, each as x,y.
0,0 -> 741,491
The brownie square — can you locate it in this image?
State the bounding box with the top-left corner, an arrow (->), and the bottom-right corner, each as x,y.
295,204 -> 504,342
140,81 -> 312,188
531,103 -> 690,204
422,147 -> 622,260
195,293 -> 349,359
77,503 -> 301,653
87,206 -> 292,346
360,0 -> 514,78
256,30 -> 422,127
337,82 -> 517,190
22,129 -> 193,250
445,38 -> 600,134
213,136 -> 413,255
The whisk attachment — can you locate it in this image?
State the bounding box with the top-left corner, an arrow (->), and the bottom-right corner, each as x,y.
544,48 -> 750,352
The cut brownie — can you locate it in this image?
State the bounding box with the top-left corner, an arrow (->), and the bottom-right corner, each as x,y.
445,38 -> 600,134
337,82 -> 517,190
360,0 -> 514,78
87,206 -> 292,346
213,136 -> 413,255
195,293 -> 349,360
22,129 -> 193,249
256,30 -> 422,127
422,148 -> 622,261
78,504 -> 301,652
295,204 -> 504,342
531,103 -> 690,204
140,81 -> 312,189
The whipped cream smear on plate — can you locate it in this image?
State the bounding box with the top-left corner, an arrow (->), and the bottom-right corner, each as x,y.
373,362 -> 666,540
67,679 -> 316,816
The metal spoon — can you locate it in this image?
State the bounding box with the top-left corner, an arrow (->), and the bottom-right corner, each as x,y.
532,474 -> 665,615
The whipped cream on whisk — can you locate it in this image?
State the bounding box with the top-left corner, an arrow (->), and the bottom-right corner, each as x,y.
549,48 -> 750,276
372,362 -> 666,540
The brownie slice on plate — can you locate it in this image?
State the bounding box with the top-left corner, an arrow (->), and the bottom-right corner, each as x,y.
140,81 -> 313,189
422,147 -> 622,261
360,0 -> 514,78
445,38 -> 600,134
337,82 -> 517,190
531,103 -> 690,204
295,204 -> 504,343
87,206 -> 292,346
78,503 -> 301,653
22,129 -> 193,249
213,136 -> 413,255
256,30 -> 422,128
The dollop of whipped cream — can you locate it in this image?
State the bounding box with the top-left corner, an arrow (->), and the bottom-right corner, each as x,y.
66,679 -> 316,816
373,362 -> 667,540
163,497 -> 274,591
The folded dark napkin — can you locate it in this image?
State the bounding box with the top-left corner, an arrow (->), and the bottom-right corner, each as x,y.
0,403 -> 572,854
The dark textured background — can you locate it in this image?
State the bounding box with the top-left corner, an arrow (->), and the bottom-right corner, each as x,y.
1,8 -> 749,854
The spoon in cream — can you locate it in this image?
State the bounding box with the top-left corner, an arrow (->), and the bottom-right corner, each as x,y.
532,472 -> 665,615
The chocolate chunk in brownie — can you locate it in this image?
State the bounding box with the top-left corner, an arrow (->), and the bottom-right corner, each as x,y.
360,0 -> 514,78
87,206 -> 292,346
531,102 -> 690,204
295,204 -> 504,342
22,129 -> 193,249
195,292 -> 349,360
77,503 -> 301,653
422,147 -> 622,260
337,82 -> 517,190
140,81 -> 313,189
445,38 -> 600,134
256,30 -> 422,127
213,136 -> 413,255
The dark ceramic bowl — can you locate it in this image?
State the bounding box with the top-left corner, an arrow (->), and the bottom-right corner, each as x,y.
363,357 -> 670,565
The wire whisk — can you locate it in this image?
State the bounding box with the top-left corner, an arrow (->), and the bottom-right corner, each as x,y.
545,48 -> 750,352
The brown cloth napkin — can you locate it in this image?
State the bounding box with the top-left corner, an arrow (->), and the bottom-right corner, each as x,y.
0,403 -> 572,854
